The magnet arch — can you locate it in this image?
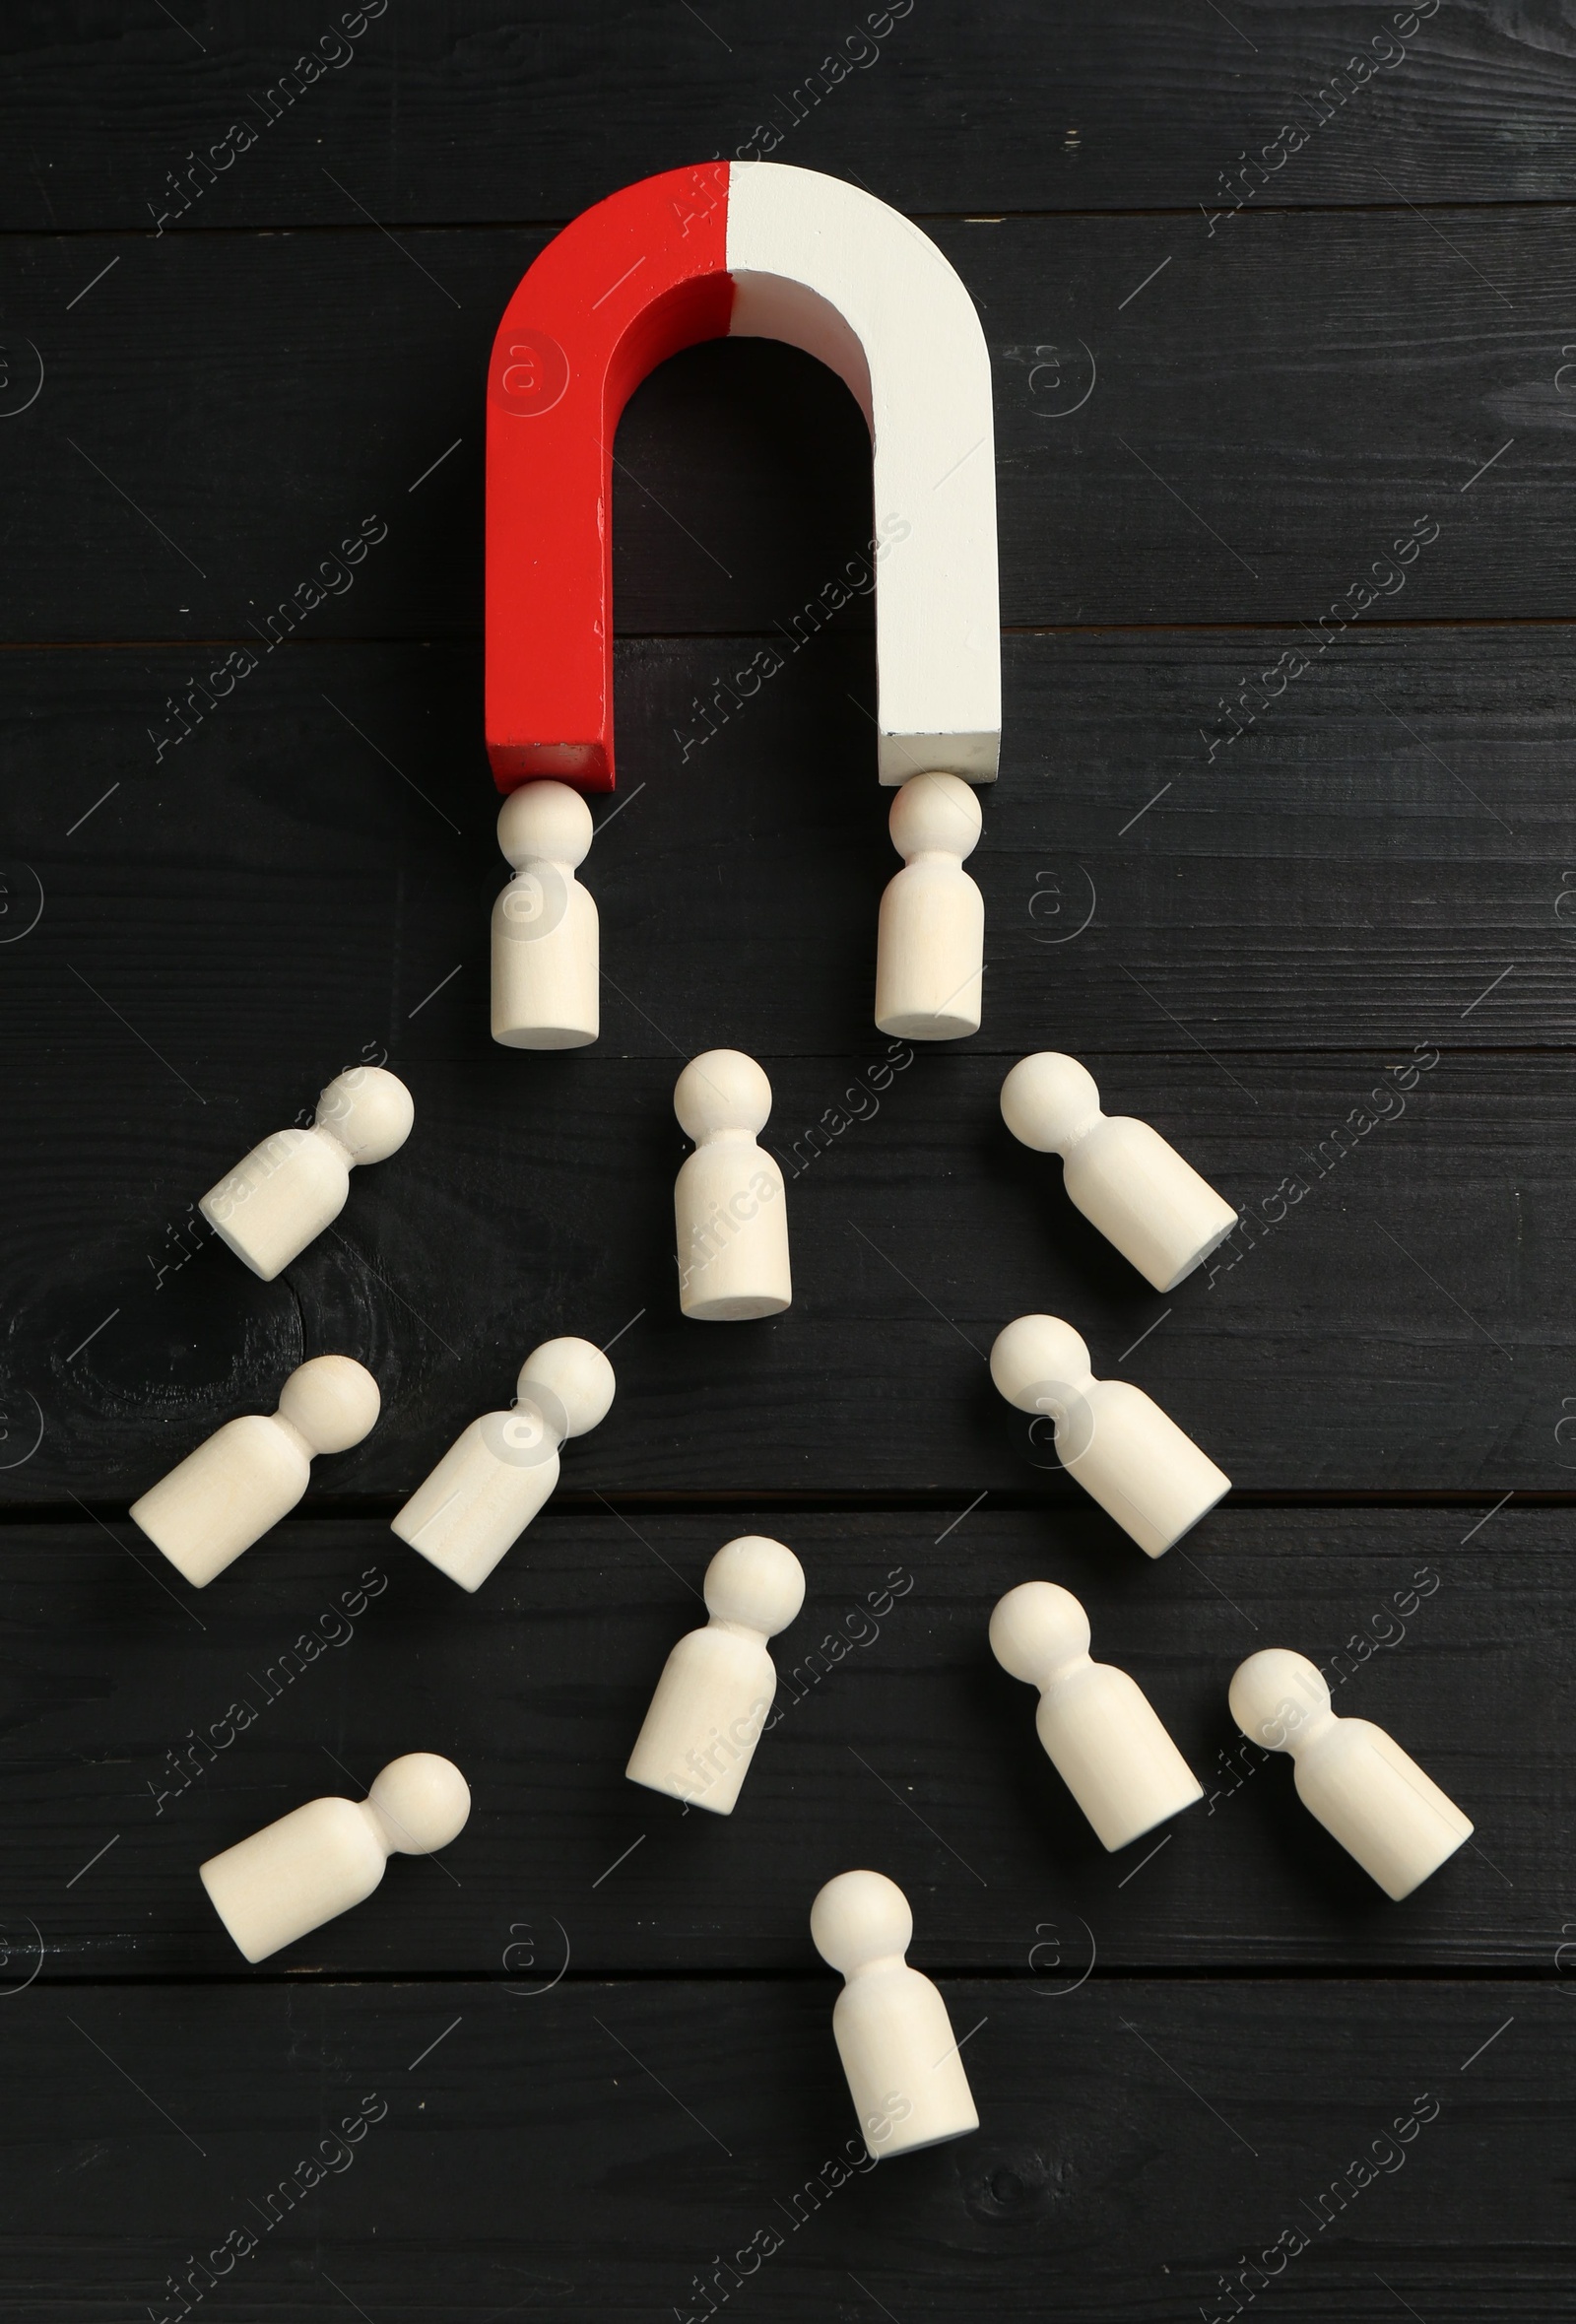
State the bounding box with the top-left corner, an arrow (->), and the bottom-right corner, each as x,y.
485,160 -> 1000,793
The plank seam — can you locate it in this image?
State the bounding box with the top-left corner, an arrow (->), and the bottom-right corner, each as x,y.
1,197 -> 1571,240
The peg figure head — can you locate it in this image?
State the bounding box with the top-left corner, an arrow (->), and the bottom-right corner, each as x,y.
703,1535 -> 806,1637
674,1049 -> 772,1144
990,1315 -> 1095,1414
989,1580 -> 1091,1687
497,779 -> 593,871
277,1355 -> 381,1454
366,1753 -> 472,1855
314,1066 -> 416,1165
514,1336 -> 617,1442
1229,1648 -> 1333,1754
811,1868 -> 913,1975
888,770 -> 981,863
1000,1052 -> 1104,1156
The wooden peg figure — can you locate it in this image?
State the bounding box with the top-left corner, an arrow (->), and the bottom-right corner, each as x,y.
392,1336 -> 616,1591
674,1050 -> 790,1320
989,1580 -> 1203,1850
875,771 -> 984,1040
1000,1051 -> 1237,1293
1229,1648 -> 1473,1900
990,1313 -> 1229,1558
626,1535 -> 805,1813
492,780 -> 599,1048
810,1870 -> 980,2158
201,1065 -> 415,1281
131,1355 -> 380,1587
201,1753 -> 472,1961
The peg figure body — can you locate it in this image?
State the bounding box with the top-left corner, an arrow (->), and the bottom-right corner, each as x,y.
201,1753 -> 471,1961
626,1535 -> 805,1813
491,780 -> 600,1048
392,1337 -> 616,1590
201,1066 -> 415,1281
131,1355 -> 381,1587
1000,1052 -> 1236,1293
811,1870 -> 979,2158
674,1050 -> 790,1320
990,1313 -> 1229,1557
990,1580 -> 1202,1849
875,772 -> 984,1041
1229,1649 -> 1473,1899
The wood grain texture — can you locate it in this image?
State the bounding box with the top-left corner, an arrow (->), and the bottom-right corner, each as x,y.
1,1978 -> 1563,2323
4,2 -> 1574,227
0,1040 -> 1570,1497
0,1510 -> 1557,1976
1,627 -> 1564,1068
0,209 -> 1568,641
1,10 -> 1568,2313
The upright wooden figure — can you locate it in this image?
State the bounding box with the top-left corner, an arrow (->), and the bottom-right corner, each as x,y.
201,1753 -> 472,1961
875,772 -> 984,1040
811,1870 -> 980,2158
131,1355 -> 381,1587
1229,1648 -> 1473,1899
492,780 -> 600,1048
626,1535 -> 805,1813
392,1336 -> 616,1591
201,1066 -> 415,1281
1000,1052 -> 1236,1292
990,1313 -> 1230,1557
674,1050 -> 791,1320
989,1580 -> 1203,1850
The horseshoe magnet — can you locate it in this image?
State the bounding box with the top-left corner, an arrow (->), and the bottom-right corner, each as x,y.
486,160 -> 1001,1047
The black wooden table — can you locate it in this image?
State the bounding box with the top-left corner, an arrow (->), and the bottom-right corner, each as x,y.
1,7 -> 1570,2318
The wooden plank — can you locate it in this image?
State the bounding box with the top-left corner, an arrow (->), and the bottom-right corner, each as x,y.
0,211 -> 1567,640
3,3 -> 1571,228
0,1027 -> 1569,1496
1,628 -> 1561,1067
1,1510 -> 1558,1974
1,1976 -> 1561,2320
